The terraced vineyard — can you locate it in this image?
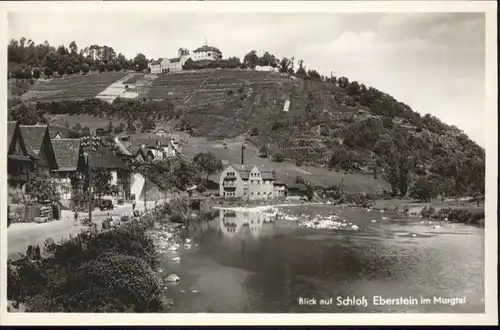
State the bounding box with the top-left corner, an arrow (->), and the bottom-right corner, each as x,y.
20,72 -> 130,102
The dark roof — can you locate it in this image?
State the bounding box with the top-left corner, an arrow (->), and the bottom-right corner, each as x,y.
19,125 -> 48,157
287,183 -> 307,191
228,164 -> 274,180
48,125 -> 78,139
7,121 -> 17,150
193,45 -> 222,53
169,57 -> 181,63
150,58 -> 163,65
88,151 -> 129,171
134,137 -> 172,147
51,139 -> 81,171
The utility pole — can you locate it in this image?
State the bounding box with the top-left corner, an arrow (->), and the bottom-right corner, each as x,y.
85,152 -> 92,224
144,178 -> 147,211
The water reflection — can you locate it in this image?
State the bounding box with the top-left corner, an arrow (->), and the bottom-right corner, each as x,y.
167,206 -> 485,313
219,210 -> 276,239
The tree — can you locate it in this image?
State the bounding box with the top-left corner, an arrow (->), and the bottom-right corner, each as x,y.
73,65 -> 81,74
107,120 -> 113,133
57,65 -> 65,76
66,65 -> 74,75
338,76 -> 349,89
436,178 -> 455,204
272,151 -> 285,163
32,68 -> 41,79
193,152 -> 223,180
409,176 -> 436,202
259,145 -> 268,158
44,67 -> 53,78
114,122 -> 125,134
243,50 -> 259,69
69,41 -> 78,55
91,168 -> 113,203
25,173 -> 60,204
106,61 -> 115,72
81,63 -> 90,75
296,60 -> 306,77
279,57 -> 292,73
45,52 -> 59,72
98,61 -> 106,73
133,53 -> 148,72
8,102 -> 46,125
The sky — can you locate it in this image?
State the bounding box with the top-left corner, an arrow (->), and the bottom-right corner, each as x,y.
8,11 -> 486,146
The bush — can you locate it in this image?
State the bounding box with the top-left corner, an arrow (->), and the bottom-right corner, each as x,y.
65,253 -> 163,312
420,205 -> 436,218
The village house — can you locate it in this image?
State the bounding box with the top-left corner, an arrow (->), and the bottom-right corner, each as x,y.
219,164 -> 276,200
51,138 -> 87,201
154,128 -> 170,137
86,150 -> 132,201
7,121 -> 33,190
19,124 -> 58,176
131,146 -> 155,163
192,45 -> 222,61
133,137 -> 180,160
273,181 -> 287,198
286,183 -> 308,199
148,58 -> 163,74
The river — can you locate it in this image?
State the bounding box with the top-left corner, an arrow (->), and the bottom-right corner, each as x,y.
159,204 -> 484,313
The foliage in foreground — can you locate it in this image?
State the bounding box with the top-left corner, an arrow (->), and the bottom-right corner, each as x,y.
7,213 -> 165,312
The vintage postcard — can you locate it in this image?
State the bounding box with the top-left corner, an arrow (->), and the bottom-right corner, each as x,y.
0,0 -> 497,326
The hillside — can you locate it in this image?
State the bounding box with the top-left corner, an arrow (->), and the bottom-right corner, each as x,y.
10,69 -> 485,200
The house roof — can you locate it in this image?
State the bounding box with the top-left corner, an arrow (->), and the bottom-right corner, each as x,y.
51,139 -> 81,171
134,137 -> 172,147
88,151 -> 129,171
193,45 -> 222,53
169,57 -> 181,63
19,125 -> 48,157
287,183 -> 307,191
7,121 -> 17,150
48,125 -> 78,139
228,164 -> 274,180
150,58 -> 163,65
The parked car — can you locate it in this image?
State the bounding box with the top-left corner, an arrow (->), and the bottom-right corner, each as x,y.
99,199 -> 114,211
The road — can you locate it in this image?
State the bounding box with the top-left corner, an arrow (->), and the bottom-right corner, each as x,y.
7,201 -> 159,255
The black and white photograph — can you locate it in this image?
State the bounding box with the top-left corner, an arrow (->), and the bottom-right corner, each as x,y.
1,0 -> 497,326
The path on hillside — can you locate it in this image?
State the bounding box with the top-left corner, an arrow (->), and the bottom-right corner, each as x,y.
7,200 -> 162,255
95,73 -> 140,103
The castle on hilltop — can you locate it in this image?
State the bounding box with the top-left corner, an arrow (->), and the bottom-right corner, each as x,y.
148,42 -> 223,74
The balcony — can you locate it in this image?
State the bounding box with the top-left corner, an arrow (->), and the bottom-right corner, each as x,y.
223,181 -> 237,187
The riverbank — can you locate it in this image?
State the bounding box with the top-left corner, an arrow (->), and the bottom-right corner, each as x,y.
7,201 -> 180,313
213,197 -> 485,227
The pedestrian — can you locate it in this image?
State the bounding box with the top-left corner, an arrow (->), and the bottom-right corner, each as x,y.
73,211 -> 79,226
132,200 -> 136,212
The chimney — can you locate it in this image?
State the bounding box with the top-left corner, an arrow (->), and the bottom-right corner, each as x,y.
241,145 -> 245,165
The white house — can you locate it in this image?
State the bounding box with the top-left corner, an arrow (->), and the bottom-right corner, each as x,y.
192,45 -> 222,61
255,65 -> 279,72
148,59 -> 163,74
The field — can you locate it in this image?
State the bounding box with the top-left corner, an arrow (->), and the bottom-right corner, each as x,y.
20,72 -> 130,102
47,114 -> 126,130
